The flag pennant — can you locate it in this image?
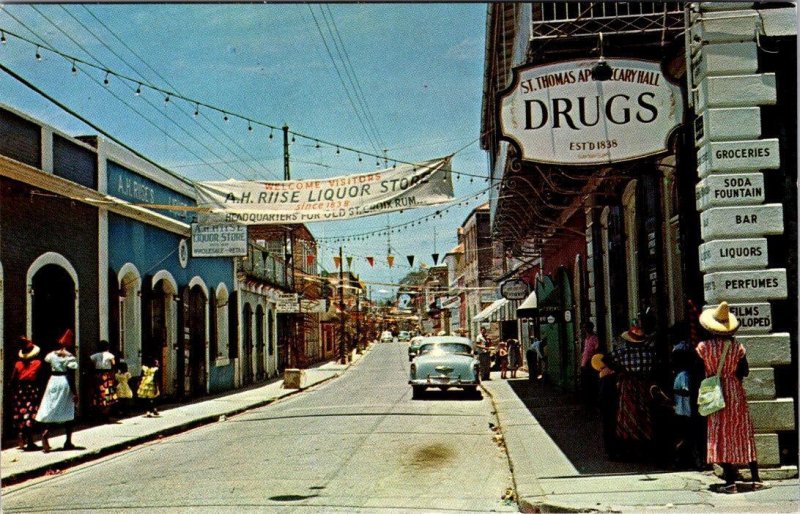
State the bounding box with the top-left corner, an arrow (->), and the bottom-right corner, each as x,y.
366,256 -> 374,267
431,253 -> 440,265
407,255 -> 415,267
387,255 -> 395,268
333,256 -> 342,269
346,256 -> 353,269
306,254 -> 315,267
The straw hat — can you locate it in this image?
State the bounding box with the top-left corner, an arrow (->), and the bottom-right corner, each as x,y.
700,301 -> 739,335
17,336 -> 40,360
621,325 -> 647,344
591,353 -> 606,372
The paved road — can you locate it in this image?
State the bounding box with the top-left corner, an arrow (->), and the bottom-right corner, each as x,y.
3,343 -> 516,513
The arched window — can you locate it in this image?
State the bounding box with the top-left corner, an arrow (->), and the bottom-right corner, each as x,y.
118,263 -> 142,375
215,284 -> 230,363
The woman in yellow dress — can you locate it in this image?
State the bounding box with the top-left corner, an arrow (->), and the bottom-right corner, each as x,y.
136,358 -> 160,417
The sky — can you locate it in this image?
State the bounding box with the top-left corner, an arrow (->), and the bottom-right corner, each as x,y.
0,3 -> 492,300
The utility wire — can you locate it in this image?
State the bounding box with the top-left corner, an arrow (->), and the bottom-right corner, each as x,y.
77,4 -> 280,180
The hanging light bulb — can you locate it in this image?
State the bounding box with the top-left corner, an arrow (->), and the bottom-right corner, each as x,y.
223,113 -> 229,122
470,177 -> 474,183
193,103 -> 199,116
269,129 -> 274,139
358,153 -> 362,162
71,61 -> 77,75
35,46 -> 42,61
135,83 -> 142,96
1,31 -> 7,44
335,146 -> 340,154
291,134 -> 296,143
164,94 -> 170,105
315,140 -> 320,149
103,71 -> 110,86
392,162 -> 396,169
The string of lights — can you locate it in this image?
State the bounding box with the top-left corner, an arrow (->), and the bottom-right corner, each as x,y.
315,183 -> 497,242
0,25 -> 493,181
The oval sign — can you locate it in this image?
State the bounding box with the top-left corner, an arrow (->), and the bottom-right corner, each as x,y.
501,279 -> 529,300
499,59 -> 683,165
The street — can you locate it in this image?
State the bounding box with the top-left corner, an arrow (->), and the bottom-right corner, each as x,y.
3,343 -> 517,513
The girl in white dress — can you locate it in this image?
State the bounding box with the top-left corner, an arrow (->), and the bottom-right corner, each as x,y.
35,329 -> 79,452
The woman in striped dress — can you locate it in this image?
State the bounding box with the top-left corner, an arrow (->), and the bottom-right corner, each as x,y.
696,302 -> 761,493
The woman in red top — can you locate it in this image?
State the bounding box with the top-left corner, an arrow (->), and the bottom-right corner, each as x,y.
696,302 -> 761,493
10,336 -> 45,450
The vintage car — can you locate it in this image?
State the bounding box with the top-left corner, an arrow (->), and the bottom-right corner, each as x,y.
407,336 -> 425,361
380,331 -> 394,343
398,331 -> 412,342
409,337 -> 480,398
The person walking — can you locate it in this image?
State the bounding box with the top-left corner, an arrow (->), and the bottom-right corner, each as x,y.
602,325 -> 656,460
10,336 -> 45,451
496,340 -> 509,379
35,329 -> 79,452
90,340 -> 118,422
475,327 -> 492,381
137,357 -> 161,417
696,302 -> 761,493
507,338 -> 522,379
579,322 -> 600,410
115,360 -> 133,417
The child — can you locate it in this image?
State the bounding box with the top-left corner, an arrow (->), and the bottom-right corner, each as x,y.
137,358 -> 161,417
497,340 -> 509,379
115,360 -> 133,417
672,341 -> 695,469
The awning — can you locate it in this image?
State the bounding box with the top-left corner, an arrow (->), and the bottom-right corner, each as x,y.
473,298 -> 508,323
516,290 -> 538,318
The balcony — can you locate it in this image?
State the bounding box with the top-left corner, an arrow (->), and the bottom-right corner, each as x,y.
531,2 -> 685,40
238,243 -> 289,289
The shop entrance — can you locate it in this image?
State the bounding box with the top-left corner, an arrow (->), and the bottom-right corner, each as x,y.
242,303 -> 253,385
150,278 -> 177,396
255,305 -> 265,380
31,264 -> 75,354
179,285 -> 207,398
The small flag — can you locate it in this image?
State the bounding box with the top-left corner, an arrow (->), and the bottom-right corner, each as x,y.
334,256 -> 341,269
306,254 -> 315,267
387,255 -> 395,268
346,256 -> 353,269
407,255 -> 415,267
431,253 -> 440,265
367,256 -> 374,267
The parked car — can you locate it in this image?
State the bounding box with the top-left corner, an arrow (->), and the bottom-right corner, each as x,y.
398,331 -> 411,342
409,336 -> 480,399
407,336 -> 425,361
380,331 -> 394,343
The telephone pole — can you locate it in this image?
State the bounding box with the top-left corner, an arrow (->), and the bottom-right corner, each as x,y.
338,246 -> 346,364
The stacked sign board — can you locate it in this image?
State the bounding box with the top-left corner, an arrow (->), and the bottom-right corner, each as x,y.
688,2 -> 795,466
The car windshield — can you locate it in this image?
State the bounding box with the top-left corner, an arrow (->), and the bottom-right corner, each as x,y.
418,343 -> 472,356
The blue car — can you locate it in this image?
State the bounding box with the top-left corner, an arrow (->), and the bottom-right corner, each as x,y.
409,337 -> 480,399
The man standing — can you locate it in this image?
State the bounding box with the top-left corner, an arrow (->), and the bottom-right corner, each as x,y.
580,322 -> 600,410
475,327 -> 492,381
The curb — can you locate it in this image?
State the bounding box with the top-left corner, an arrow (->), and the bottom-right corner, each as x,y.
480,381 -> 525,512
1,372 -> 340,487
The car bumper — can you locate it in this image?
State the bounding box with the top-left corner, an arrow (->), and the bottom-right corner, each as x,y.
409,377 -> 479,386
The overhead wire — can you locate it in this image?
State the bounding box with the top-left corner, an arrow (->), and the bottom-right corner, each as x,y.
76,4 -> 280,180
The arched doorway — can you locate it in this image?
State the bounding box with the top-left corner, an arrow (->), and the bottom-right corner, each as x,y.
31,264 -> 76,355
255,305 -> 265,380
151,272 -> 178,397
179,282 -> 207,398
118,264 -> 142,375
242,303 -> 253,386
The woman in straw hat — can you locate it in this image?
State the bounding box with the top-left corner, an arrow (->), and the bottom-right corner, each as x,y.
602,325 -> 656,460
696,302 -> 761,493
35,329 -> 79,452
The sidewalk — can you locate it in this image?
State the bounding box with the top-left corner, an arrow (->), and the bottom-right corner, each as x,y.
1,351 -> 366,486
482,371 -> 800,513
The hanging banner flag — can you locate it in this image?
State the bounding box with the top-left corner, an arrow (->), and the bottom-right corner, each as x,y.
306,254 -> 315,267
333,256 -> 342,269
346,256 -> 353,269
407,255 -> 415,267
387,255 -> 395,268
431,253 -> 440,265
366,256 -> 374,267
195,157 -> 454,225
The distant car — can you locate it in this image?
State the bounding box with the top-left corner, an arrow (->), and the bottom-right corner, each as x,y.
380,331 -> 394,343
398,331 -> 411,342
407,336 -> 425,361
409,336 -> 480,399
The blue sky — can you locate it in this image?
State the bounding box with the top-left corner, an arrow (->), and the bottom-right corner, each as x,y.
0,3 -> 491,299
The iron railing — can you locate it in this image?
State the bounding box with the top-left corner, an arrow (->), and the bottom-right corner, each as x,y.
531,2 -> 685,40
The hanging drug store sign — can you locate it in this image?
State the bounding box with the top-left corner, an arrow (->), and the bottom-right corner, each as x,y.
191,223 -> 248,257
499,59 -> 683,165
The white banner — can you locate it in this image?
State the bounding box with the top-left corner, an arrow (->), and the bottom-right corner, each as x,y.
191,223 -> 248,257
195,157 -> 453,225
500,59 -> 683,165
